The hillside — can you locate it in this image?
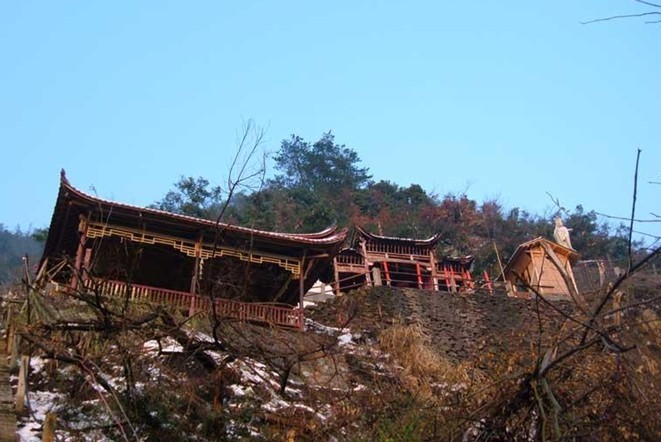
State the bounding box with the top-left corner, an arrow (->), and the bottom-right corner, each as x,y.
5,280 -> 659,441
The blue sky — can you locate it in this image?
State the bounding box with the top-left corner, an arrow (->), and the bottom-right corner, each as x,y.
1,1 -> 659,243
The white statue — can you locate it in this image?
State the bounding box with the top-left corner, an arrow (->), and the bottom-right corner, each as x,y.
553,217 -> 573,249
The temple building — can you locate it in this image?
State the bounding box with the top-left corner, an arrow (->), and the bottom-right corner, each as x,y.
502,237 -> 579,300
39,171 -> 347,329
330,226 -> 473,294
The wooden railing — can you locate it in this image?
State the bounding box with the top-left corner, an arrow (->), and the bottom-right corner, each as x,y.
336,254 -> 364,265
365,243 -> 429,256
436,264 -> 474,291
84,279 -> 303,329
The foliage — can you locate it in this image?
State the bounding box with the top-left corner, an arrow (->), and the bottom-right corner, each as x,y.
151,176 -> 223,220
151,132 -> 637,275
271,132 -> 372,193
0,224 -> 43,284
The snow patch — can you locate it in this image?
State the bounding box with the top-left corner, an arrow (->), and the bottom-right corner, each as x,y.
18,391 -> 61,442
337,332 -> 353,347
143,337 -> 184,353
228,384 -> 253,397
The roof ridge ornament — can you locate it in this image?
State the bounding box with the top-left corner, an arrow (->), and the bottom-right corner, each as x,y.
60,168 -> 69,184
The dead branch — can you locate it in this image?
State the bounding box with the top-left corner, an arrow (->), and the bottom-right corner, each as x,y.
581,11 -> 661,24
595,212 -> 661,223
628,149 -> 642,271
582,1 -> 661,24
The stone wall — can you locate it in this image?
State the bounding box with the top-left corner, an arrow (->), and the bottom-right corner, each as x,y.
308,286 -> 573,362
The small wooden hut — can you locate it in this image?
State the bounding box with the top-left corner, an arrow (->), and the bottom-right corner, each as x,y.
503,237 -> 579,299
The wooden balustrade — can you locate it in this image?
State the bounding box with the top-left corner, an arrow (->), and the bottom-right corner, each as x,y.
366,243 -> 428,256
84,279 -> 302,328
336,255 -> 364,265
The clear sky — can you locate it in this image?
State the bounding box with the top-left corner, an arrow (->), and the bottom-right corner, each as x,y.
1,1 -> 659,243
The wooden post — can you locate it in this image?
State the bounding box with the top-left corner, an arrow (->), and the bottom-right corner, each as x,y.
10,333 -> 19,370
492,240 -> 506,282
429,251 -> 439,291
359,239 -> 371,285
382,262 -> 391,286
71,216 -> 88,291
190,235 -> 203,295
4,306 -> 12,341
416,263 -> 422,289
189,253 -> 201,316
16,355 -> 29,414
298,255 -> 307,331
483,270 -> 493,294
82,247 -> 92,284
333,257 -> 341,296
372,266 -> 383,286
43,412 -> 57,442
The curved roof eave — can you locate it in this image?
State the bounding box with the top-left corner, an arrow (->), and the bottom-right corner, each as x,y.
57,171 -> 347,246
354,225 -> 442,246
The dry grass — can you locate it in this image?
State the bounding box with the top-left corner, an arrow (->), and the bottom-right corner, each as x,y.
378,323 -> 478,404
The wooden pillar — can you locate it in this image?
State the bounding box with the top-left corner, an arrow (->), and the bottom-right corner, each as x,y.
382,262 -> 391,286
70,216 -> 88,291
189,236 -> 203,316
82,247 -> 92,285
416,263 -> 422,289
333,257 -> 341,296
429,251 -> 439,291
443,264 -> 450,291
189,257 -> 200,316
372,266 -> 383,286
189,236 -> 203,295
359,239 -> 372,286
363,264 -> 372,286
298,255 -> 307,331
483,270 -> 493,294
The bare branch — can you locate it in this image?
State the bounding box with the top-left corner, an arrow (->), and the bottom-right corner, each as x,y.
595,212 -> 661,223
634,0 -> 661,9
628,149 -> 642,272
545,192 -> 569,216
581,11 -> 661,24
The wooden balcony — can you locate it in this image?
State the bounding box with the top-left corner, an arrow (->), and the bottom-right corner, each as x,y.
80,279 -> 303,329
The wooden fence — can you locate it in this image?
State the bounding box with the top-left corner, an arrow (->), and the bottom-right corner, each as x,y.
85,280 -> 303,329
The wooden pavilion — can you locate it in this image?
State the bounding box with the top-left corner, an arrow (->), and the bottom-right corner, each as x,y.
502,237 -> 579,300
39,171 -> 347,329
331,226 -> 473,294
